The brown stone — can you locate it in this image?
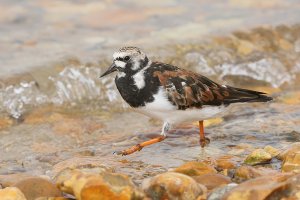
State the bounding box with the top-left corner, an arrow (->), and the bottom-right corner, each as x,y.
282,151 -> 300,173
192,173 -> 231,191
228,143 -> 254,156
223,173 -> 294,200
0,173 -> 35,187
244,149 -> 272,165
263,145 -> 280,157
278,142 -> 300,160
13,177 -> 62,200
52,157 -> 112,178
142,172 -> 206,200
227,149 -> 245,156
216,155 -> 238,170
56,170 -> 143,200
0,187 -> 27,200
207,183 -> 238,200
234,166 -> 280,182
174,161 -> 217,176
272,174 -> 300,199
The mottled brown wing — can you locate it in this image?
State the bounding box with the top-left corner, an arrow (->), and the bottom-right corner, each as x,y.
153,67 -> 272,110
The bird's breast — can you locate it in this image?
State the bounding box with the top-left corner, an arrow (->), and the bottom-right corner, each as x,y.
115,75 -> 160,108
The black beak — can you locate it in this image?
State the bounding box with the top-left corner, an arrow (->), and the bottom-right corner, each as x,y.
100,63 -> 117,78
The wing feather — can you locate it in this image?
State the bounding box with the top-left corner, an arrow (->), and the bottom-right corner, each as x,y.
152,63 -> 272,109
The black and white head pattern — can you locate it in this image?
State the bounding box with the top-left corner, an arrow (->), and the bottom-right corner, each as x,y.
113,47 -> 149,75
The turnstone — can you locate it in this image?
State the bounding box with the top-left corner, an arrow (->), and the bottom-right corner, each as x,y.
100,47 -> 273,156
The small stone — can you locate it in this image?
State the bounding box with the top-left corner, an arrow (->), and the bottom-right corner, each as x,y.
56,170 -> 143,200
234,143 -> 253,150
207,183 -> 238,200
277,142 -> 300,160
0,187 -> 27,200
282,151 -> 300,173
216,155 -> 238,170
263,145 -> 280,157
142,172 -> 206,200
227,149 -> 245,156
13,177 -> 62,200
192,173 -> 231,191
52,157 -> 113,178
234,166 -> 280,182
174,161 -> 217,176
0,173 -> 35,187
244,149 -> 272,165
223,173 -> 293,200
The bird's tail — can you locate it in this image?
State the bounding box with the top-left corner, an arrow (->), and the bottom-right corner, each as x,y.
224,86 -> 273,104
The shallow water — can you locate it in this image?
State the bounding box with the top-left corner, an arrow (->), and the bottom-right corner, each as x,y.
0,1 -> 300,184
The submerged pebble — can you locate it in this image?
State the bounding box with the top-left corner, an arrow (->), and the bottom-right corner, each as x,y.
263,145 -> 280,158
244,149 -> 272,165
0,173 -> 35,187
207,183 -> 238,200
192,173 -> 232,191
174,161 -> 217,176
13,177 -> 62,200
234,166 -> 280,182
282,151 -> 300,173
223,173 -> 294,200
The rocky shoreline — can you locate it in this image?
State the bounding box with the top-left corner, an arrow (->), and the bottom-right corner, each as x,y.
1,142 -> 300,200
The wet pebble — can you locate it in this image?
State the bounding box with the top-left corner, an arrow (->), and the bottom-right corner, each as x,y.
263,145 -> 280,158
278,142 -> 300,160
244,149 -> 272,165
0,173 -> 35,187
57,170 -> 144,200
13,177 -> 62,200
142,172 -> 206,200
223,173 -> 293,200
207,183 -> 238,200
0,187 -> 27,200
215,155 -> 238,170
275,142 -> 300,173
234,166 -> 280,182
52,157 -> 113,177
282,150 -> 300,173
192,173 -> 232,191
174,161 -> 217,176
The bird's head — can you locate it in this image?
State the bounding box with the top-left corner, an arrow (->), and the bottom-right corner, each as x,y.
100,47 -> 149,78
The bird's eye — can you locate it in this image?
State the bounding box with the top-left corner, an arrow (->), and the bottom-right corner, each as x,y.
124,56 -> 130,61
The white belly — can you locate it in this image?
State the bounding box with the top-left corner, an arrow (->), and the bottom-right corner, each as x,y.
135,87 -> 226,124
137,106 -> 226,124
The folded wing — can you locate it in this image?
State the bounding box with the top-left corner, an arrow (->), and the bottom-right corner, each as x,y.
153,65 -> 272,110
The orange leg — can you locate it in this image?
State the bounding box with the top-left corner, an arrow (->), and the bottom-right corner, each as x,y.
114,135 -> 166,156
199,120 -> 210,148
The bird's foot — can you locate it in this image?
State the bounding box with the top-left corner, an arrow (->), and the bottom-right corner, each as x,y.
200,137 -> 210,148
113,144 -> 143,156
